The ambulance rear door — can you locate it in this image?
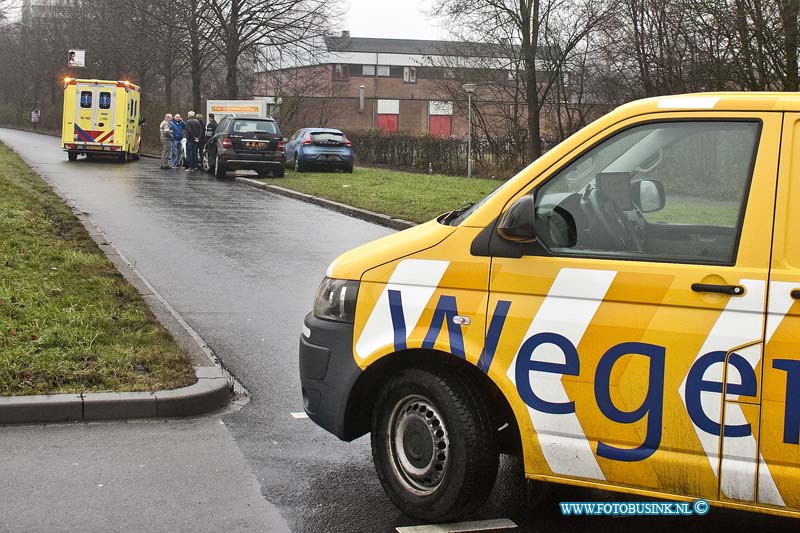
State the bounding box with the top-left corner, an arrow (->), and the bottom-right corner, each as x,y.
73,81 -> 116,146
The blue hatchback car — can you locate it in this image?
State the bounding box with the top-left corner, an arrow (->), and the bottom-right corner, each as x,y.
284,128 -> 354,173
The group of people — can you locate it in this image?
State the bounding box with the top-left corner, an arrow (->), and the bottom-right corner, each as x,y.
158,111 -> 218,170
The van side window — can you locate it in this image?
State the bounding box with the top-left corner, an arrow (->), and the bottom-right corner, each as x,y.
533,121 -> 760,265
80,91 -> 92,109
99,92 -> 111,110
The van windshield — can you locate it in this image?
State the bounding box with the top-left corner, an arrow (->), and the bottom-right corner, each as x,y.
443,180 -> 510,226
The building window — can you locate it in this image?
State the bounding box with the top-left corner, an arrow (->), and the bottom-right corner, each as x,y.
362,65 -> 376,76
333,64 -> 349,81
377,65 -> 391,77
403,67 -> 417,83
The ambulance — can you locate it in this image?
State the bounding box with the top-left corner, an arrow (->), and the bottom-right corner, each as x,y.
300,93 -> 800,522
62,78 -> 143,162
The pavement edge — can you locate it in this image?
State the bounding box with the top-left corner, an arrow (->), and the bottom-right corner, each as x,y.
234,177 -> 417,231
0,140 -> 240,425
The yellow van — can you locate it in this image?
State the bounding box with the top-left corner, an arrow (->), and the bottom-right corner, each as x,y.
299,93 -> 800,522
62,78 -> 143,162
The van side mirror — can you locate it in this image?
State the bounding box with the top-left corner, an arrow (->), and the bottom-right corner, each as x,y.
632,179 -> 665,213
139,116 -> 146,126
497,194 -> 537,243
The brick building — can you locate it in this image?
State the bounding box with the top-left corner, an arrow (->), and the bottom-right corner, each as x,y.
256,33 -> 554,138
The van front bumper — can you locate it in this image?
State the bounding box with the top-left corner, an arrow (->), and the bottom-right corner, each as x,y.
299,313 -> 363,441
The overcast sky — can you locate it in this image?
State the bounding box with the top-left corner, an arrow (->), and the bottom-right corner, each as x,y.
343,0 -> 446,40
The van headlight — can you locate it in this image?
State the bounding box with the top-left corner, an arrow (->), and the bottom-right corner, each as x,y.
313,278 -> 359,323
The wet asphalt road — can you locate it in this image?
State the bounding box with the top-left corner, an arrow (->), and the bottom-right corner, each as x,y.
2,129 -> 798,532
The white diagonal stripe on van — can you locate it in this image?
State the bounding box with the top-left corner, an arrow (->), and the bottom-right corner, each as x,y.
756,281 -> 795,507
355,259 -> 450,360
678,279 -> 765,501
758,454 -> 785,506
507,268 -> 616,480
719,345 -> 760,502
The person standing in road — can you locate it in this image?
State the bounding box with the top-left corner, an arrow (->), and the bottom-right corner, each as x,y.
206,113 -> 218,138
184,111 -> 203,171
196,113 -> 207,168
159,113 -> 174,169
170,114 -> 185,168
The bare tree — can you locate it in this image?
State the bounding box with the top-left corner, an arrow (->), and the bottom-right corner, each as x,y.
433,0 -> 615,160
202,0 -> 340,99
0,0 -> 12,21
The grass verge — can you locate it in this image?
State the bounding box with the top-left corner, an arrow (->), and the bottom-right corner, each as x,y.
265,168 -> 740,228
0,142 -> 196,396
266,167 -> 502,224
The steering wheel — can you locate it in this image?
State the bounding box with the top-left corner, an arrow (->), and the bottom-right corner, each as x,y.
585,187 -> 643,251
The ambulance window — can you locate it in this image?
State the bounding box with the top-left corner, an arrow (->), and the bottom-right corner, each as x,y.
533,120 -> 760,265
80,91 -> 92,109
99,92 -> 111,110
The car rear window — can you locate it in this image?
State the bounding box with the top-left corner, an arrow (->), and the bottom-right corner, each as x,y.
233,120 -> 278,134
311,132 -> 344,144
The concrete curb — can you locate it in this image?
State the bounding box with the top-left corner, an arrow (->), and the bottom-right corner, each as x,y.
0,371 -> 230,424
235,177 -> 417,231
0,137 -> 237,425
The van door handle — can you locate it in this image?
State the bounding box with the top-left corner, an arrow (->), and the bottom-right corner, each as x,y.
791,289 -> 800,300
692,283 -> 745,296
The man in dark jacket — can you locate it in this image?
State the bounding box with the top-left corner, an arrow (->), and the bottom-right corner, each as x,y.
206,113 -> 218,137
184,111 -> 203,170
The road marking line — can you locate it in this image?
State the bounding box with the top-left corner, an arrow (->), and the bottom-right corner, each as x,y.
291,412 -> 309,419
396,519 -> 517,533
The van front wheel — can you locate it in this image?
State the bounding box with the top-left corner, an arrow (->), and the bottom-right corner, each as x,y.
371,367 -> 499,523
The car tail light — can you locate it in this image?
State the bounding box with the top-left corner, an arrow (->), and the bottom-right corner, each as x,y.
277,140 -> 285,151
222,137 -> 233,149
303,134 -> 312,145
344,135 -> 352,147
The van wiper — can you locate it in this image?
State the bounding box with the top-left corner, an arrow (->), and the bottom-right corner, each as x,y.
442,202 -> 475,225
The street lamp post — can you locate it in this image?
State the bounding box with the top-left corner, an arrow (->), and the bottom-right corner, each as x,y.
462,83 -> 477,178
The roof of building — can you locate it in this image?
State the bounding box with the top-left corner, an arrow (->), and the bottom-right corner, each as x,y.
324,33 -> 556,60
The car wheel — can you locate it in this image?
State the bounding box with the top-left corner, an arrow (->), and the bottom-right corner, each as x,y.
67,151 -> 78,161
119,151 -> 129,163
371,367 -> 499,523
203,149 -> 215,174
345,164 -> 354,174
132,147 -> 141,161
294,156 -> 304,173
272,167 -> 285,178
214,153 -> 226,179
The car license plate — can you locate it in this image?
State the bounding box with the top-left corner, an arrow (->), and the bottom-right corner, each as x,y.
321,155 -> 336,161
85,145 -> 102,150
246,141 -> 265,149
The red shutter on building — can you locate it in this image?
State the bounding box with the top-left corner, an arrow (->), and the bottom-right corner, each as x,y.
429,115 -> 452,138
377,114 -> 399,132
